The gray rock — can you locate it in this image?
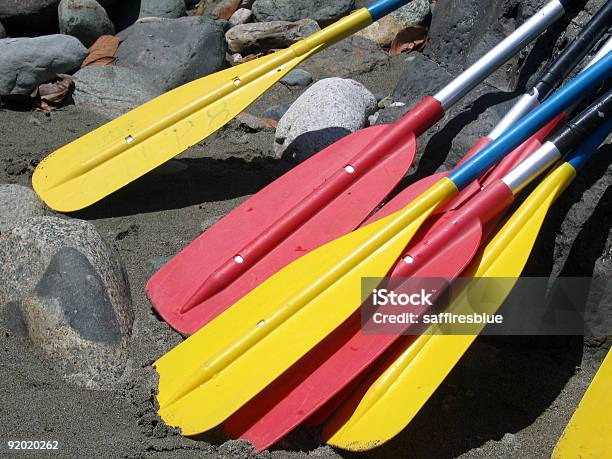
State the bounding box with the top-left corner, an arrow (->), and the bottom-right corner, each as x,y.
0,21 -> 6,38
252,0 -> 354,27
280,68 -> 313,87
302,36 -> 388,79
200,0 -> 242,20
140,0 -> 186,19
0,216 -> 132,389
58,0 -> 115,47
263,103 -> 291,121
225,18 -> 320,55
72,66 -> 163,119
0,0 -> 114,29
0,185 -> 46,235
0,35 -> 88,96
275,77 -> 377,161
116,16 -> 227,91
391,0 -> 431,26
229,7 -> 252,27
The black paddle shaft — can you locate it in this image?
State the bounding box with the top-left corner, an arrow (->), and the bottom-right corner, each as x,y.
551,88 -> 612,153
535,0 -> 612,99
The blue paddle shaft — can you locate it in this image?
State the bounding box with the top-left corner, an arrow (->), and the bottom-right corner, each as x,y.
367,0 -> 411,20
448,52 -> 612,189
568,117 -> 612,170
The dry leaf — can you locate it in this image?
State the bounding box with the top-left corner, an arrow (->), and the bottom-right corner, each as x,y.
31,75 -> 74,112
82,35 -> 122,67
389,26 -> 428,56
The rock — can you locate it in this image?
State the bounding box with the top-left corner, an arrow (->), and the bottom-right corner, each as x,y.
225,18 -> 320,55
252,0 -> 353,27
0,0 -> 115,29
0,21 -> 6,38
0,216 -> 132,389
229,7 -> 252,26
140,0 -> 186,19
0,185 -> 46,235
302,36 -> 388,79
280,68 -> 313,87
0,35 -> 88,96
263,103 -> 291,121
58,0 -> 115,47
391,0 -> 431,26
275,77 -> 377,161
116,16 -> 227,91
355,15 -> 404,46
72,66 -> 163,119
199,0 -> 241,20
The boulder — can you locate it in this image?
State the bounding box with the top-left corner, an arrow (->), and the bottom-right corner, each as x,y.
252,0 -> 354,27
302,36 -> 388,79
199,0 -> 241,20
275,77 -> 377,161
58,0 -> 115,47
225,18 -> 319,54
0,185 -> 46,235
229,7 -> 252,27
0,35 -> 87,96
355,15 -> 404,46
72,65 -> 163,119
116,16 -> 227,91
280,68 -> 313,87
0,0 -> 115,29
0,21 -> 6,38
0,216 -> 133,389
111,0 -> 186,30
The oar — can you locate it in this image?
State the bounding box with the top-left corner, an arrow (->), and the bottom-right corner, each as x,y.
147,0 -> 569,336
552,349 -> 612,458
154,56 -> 611,436
322,107 -> 612,451
222,39 -> 612,448
32,0 -> 420,212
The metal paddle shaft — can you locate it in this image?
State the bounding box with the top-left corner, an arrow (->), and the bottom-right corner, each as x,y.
153,58 -> 610,437
32,0 -> 415,212
148,0 -> 568,336
322,106 -> 612,451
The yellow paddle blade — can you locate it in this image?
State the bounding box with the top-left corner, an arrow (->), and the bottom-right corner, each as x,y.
552,350 -> 612,459
155,179 -> 456,435
323,163 -> 577,451
32,9 -> 374,212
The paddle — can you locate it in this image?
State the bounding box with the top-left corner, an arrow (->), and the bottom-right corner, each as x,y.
322,103 -> 612,451
552,349 -> 612,458
222,38 -> 612,448
32,0 -> 421,212
154,57 -> 611,436
147,0 -> 569,336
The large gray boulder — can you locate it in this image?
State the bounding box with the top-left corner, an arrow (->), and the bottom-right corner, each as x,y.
72,66 -> 163,119
225,18 -> 320,55
252,0 -> 354,27
0,216 -> 133,389
58,0 -> 115,47
0,185 -> 46,235
0,35 -> 88,96
0,0 -> 114,28
275,78 -> 377,161
116,16 -> 227,91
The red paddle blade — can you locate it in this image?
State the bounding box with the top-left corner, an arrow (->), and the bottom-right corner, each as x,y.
147,124 -> 417,335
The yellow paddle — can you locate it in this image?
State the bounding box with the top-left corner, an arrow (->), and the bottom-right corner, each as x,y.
322,114 -> 612,451
552,349 -> 612,458
154,60 -> 611,436
32,1 -> 414,212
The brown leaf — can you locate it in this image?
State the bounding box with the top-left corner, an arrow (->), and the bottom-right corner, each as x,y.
389,26 -> 428,56
31,75 -> 74,112
82,35 -> 122,68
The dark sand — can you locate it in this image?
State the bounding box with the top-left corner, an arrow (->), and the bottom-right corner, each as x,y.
1,54 -> 610,457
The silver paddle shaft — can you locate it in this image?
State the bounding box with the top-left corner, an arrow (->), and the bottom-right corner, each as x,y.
434,0 -> 566,110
